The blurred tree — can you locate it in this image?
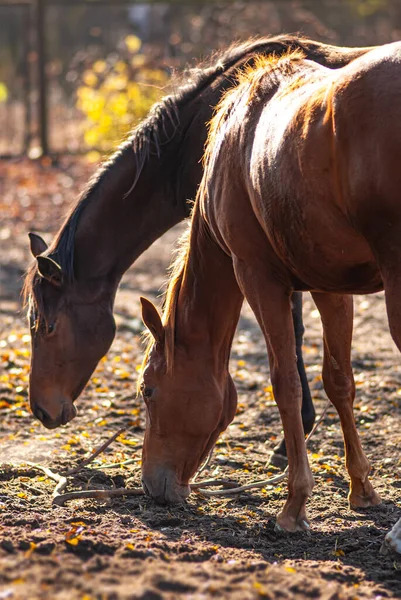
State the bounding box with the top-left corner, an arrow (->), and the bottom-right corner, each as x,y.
75,34 -> 168,152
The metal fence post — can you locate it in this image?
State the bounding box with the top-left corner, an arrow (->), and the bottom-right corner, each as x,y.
37,0 -> 48,155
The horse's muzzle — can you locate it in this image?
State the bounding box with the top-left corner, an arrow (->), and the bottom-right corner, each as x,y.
142,469 -> 190,505
32,401 -> 77,429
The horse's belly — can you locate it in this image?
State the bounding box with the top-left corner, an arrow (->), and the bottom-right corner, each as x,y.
250,104 -> 383,294
289,257 -> 383,294
274,218 -> 383,294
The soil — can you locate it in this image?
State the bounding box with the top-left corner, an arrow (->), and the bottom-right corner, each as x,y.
0,158 -> 400,600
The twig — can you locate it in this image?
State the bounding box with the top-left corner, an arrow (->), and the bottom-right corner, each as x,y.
65,427 -> 128,475
195,400 -> 330,497
92,457 -> 141,470
25,462 -> 67,500
19,481 -> 44,496
194,472 -> 287,497
192,445 -> 215,482
52,478 -> 239,507
304,400 -> 330,444
52,486 -> 144,506
191,479 -> 238,489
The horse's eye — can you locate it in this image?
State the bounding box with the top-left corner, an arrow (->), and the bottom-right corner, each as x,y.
142,387 -> 154,400
47,323 -> 56,335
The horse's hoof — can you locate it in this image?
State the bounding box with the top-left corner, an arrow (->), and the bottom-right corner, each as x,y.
275,514 -> 311,533
380,518 -> 401,556
349,489 -> 382,509
269,451 -> 288,471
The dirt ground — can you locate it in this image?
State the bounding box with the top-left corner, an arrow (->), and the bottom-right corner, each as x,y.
0,158 -> 400,600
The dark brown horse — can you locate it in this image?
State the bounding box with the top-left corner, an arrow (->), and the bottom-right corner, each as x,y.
139,43 -> 401,530
24,37 -> 373,457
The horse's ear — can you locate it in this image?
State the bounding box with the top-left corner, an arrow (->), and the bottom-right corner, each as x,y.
29,232 -> 48,257
140,297 -> 165,347
37,256 -> 63,287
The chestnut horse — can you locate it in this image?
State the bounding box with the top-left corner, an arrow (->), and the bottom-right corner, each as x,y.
138,43 -> 401,530
24,37 -> 372,460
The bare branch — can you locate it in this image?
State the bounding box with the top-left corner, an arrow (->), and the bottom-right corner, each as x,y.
65,427 -> 128,475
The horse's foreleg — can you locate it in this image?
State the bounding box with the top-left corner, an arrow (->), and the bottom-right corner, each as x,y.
234,259 -> 314,532
271,292 -> 315,467
311,292 -> 381,508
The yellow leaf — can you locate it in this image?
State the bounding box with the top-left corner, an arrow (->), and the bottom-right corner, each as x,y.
66,537 -> 79,546
86,150 -> 101,163
115,369 -> 131,380
284,566 -> 296,573
25,542 -> 37,557
118,437 -> 138,447
83,71 -> 98,87
0,82 -> 9,102
131,55 -> 146,68
125,34 -> 141,53
115,61 -> 127,73
93,60 -> 106,74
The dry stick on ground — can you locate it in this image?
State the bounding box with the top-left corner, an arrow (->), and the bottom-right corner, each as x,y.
50,400 -> 331,506
52,479 -> 239,507
192,445 -> 216,482
26,462 -> 68,501
65,426 -> 129,476
196,399 -> 330,497
23,427 -> 134,500
92,456 -> 142,470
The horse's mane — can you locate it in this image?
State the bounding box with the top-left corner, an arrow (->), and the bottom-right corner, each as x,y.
206,49 -> 306,166
142,50 -> 308,377
140,195 -> 220,379
140,220 -> 192,380
23,35 -> 349,309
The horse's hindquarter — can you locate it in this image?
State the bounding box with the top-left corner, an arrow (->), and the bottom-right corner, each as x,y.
245,66 -> 384,293
333,43 -> 401,272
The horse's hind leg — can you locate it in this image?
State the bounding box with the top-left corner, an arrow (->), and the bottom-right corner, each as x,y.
234,259 -> 314,531
381,271 -> 401,352
311,292 -> 381,508
271,291 -> 315,468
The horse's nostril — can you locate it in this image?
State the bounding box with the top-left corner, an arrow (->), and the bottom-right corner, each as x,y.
33,405 -> 50,423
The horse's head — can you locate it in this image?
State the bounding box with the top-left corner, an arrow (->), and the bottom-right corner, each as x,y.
139,298 -> 238,505
25,233 -> 116,429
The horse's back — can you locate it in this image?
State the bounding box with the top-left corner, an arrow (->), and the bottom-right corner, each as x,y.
203,46 -> 401,293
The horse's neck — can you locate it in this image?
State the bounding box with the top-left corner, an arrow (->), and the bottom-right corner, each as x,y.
173,209 -> 243,370
72,142 -> 193,287
71,90 -> 222,290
